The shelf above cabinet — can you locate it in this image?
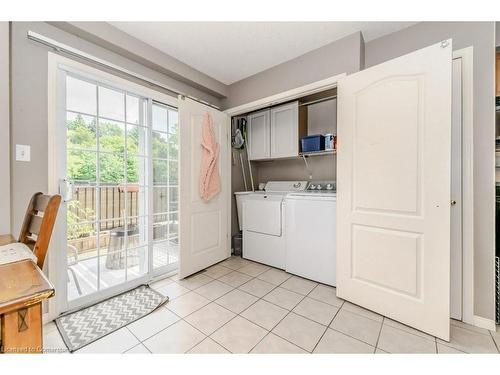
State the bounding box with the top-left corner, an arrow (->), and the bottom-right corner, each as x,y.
249,149 -> 336,162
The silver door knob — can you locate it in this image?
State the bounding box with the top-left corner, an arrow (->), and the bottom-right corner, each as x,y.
451,200 -> 457,206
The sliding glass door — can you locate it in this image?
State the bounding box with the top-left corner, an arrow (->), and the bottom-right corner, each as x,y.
151,102 -> 180,272
62,71 -> 178,308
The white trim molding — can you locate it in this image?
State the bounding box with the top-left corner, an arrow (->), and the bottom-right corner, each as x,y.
473,315 -> 497,331
224,73 -> 346,116
453,47 -> 474,327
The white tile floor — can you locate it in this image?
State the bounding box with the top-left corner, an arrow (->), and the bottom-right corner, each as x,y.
44,255 -> 500,354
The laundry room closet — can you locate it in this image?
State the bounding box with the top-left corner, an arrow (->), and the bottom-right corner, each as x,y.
230,88 -> 338,247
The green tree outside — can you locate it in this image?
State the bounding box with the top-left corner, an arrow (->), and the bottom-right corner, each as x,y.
66,113 -> 178,239
66,113 -> 178,184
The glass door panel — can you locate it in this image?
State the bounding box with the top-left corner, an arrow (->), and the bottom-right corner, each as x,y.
127,246 -> 149,280
64,73 -> 177,306
152,102 -> 179,270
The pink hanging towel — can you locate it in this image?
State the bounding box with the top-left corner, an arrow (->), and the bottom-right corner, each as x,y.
199,113 -> 221,201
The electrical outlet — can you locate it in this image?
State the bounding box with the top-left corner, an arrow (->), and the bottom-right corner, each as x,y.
15,144 -> 31,162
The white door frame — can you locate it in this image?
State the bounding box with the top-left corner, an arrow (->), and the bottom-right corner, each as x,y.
452,47 -> 475,327
224,73 -> 346,117
452,47 -> 495,330
46,52 -> 178,321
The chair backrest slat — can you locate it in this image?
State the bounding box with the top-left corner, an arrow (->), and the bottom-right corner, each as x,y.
28,214 -> 43,235
33,194 -> 51,212
18,192 -> 61,269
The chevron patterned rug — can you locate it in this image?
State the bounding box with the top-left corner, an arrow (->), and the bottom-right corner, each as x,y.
55,285 -> 168,352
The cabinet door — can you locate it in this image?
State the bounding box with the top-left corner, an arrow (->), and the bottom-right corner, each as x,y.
270,101 -> 299,158
247,109 -> 270,160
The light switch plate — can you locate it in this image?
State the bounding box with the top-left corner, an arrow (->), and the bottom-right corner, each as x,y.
16,144 -> 31,162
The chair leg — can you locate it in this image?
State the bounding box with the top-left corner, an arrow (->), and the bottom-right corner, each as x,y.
1,303 -> 43,353
67,267 -> 82,296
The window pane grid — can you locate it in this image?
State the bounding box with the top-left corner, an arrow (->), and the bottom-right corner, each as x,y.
67,76 -> 150,295
151,158 -> 177,163
67,148 -> 149,158
151,102 -> 178,270
66,73 -> 178,301
67,110 -> 148,130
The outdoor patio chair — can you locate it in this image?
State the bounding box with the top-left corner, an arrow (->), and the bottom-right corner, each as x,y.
67,244 -> 82,296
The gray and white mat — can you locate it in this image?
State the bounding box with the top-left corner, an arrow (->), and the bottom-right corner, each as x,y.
55,285 -> 168,352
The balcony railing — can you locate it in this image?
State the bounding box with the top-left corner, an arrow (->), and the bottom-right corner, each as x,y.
68,184 -> 178,257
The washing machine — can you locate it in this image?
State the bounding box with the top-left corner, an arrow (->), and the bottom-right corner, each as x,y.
236,181 -> 307,269
285,181 -> 337,286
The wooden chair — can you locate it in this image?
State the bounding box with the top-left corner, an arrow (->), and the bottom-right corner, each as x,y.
18,192 -> 61,269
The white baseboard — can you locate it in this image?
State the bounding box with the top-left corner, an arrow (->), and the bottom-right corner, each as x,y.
473,315 -> 497,331
42,312 -> 54,325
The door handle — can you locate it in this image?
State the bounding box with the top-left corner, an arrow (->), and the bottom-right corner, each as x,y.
59,178 -> 74,203
451,200 -> 457,206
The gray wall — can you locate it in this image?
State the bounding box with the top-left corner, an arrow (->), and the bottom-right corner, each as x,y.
0,22 -> 10,234
496,22 -> 499,47
364,21 -> 496,321
256,156 -> 336,183
10,21 -> 222,236
222,32 -> 364,109
307,98 -> 337,135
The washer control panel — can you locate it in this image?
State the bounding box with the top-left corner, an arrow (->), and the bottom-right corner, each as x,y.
306,181 -> 336,192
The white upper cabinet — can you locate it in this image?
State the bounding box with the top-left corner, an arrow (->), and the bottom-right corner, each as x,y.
247,101 -> 300,160
247,109 -> 271,160
270,101 -> 299,158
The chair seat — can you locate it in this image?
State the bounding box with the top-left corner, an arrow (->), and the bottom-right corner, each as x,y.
0,242 -> 38,266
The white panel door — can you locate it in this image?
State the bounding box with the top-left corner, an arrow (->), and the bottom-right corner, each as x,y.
247,109 -> 270,160
337,40 -> 452,340
178,97 -> 231,278
270,101 -> 299,158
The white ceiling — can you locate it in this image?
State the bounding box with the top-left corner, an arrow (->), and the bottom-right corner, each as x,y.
110,22 -> 416,85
